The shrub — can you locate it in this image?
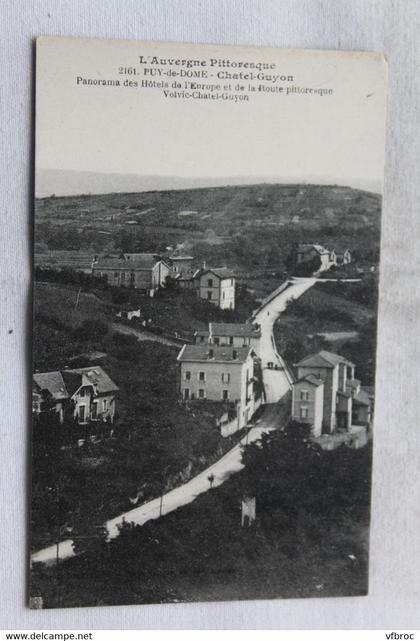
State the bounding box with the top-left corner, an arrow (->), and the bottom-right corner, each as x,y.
73,319 -> 109,341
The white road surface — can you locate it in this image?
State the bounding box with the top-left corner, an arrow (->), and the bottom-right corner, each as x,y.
31,403 -> 283,566
32,276 -> 317,566
253,277 -> 317,402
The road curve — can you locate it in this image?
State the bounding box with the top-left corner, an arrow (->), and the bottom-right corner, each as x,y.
253,277 -> 317,402
31,404 -> 283,566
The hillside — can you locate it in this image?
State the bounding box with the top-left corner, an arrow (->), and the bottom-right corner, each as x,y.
35,183 -> 382,274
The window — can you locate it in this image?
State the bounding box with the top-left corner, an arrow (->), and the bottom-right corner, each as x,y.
222,291 -> 225,300
222,390 -> 229,400
229,336 -> 234,345
222,373 -> 231,383
214,337 -> 220,345
200,335 -> 205,343
300,390 -> 309,401
207,278 -> 213,287
199,371 -> 206,381
300,407 -> 309,419
91,403 -> 97,419
79,405 -> 86,422
198,389 -> 205,399
79,389 -> 85,398
185,371 -> 191,381
184,388 -> 190,400
114,272 -> 119,279
207,291 -> 212,300
121,272 -> 126,280
103,399 -> 107,411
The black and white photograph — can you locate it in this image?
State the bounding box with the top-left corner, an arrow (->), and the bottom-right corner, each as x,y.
30,37 -> 387,609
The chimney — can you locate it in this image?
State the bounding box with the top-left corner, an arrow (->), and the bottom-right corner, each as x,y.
202,259 -> 206,270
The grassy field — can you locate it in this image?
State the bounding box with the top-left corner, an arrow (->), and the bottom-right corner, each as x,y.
274,277 -> 378,385
35,183 -> 382,279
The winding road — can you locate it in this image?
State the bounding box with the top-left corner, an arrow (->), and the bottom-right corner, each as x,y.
31,404 -> 284,566
253,277 -> 317,402
31,276 -> 317,566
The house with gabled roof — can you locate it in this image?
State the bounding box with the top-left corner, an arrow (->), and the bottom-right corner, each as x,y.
194,267 -> 235,310
292,350 -> 371,435
33,366 -> 118,425
177,344 -> 256,431
195,322 -> 261,350
92,253 -> 171,294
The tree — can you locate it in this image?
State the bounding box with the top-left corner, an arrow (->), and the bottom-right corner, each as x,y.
73,319 -> 109,341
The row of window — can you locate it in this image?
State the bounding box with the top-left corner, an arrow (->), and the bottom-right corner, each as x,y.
184,388 -> 230,400
184,371 -> 231,383
78,398 -> 108,421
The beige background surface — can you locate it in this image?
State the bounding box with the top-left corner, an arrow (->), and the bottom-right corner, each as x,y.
1,0 -> 419,630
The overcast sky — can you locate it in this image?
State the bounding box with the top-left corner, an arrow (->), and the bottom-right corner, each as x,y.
36,38 -> 387,195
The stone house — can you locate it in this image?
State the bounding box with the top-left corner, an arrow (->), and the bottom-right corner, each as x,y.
292,350 -> 371,435
177,344 -> 256,430
195,322 -> 261,351
33,366 -> 118,425
92,253 -> 171,294
292,374 -> 325,437
194,268 -> 235,310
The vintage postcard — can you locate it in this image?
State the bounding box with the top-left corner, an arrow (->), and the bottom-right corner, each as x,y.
30,37 -> 387,608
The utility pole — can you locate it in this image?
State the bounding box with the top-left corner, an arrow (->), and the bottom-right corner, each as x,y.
74,286 -> 82,310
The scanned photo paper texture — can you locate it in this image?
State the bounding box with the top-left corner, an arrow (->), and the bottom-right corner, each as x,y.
31,37 -> 387,609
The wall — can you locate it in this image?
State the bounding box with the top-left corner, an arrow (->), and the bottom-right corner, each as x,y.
292,381 -> 323,436
219,279 -> 235,310
180,360 -> 245,401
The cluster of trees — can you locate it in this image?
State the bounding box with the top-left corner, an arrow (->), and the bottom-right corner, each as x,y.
35,266 -> 106,291
32,420 -> 372,607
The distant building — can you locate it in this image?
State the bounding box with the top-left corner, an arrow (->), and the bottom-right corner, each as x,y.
194,268 -> 235,310
177,344 -> 257,430
295,243 -> 335,272
195,322 -> 261,351
292,350 -> 372,436
33,366 -> 118,424
92,253 -> 171,294
294,243 -> 352,271
169,255 -> 194,277
335,248 -> 352,265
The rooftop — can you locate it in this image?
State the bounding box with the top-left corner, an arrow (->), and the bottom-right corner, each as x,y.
93,254 -> 159,270
295,350 -> 354,369
33,371 -> 67,400
195,267 -> 235,280
298,243 -> 331,255
353,388 -> 371,407
177,344 -> 252,364
210,322 -> 261,338
33,366 -> 118,399
294,374 -> 324,387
